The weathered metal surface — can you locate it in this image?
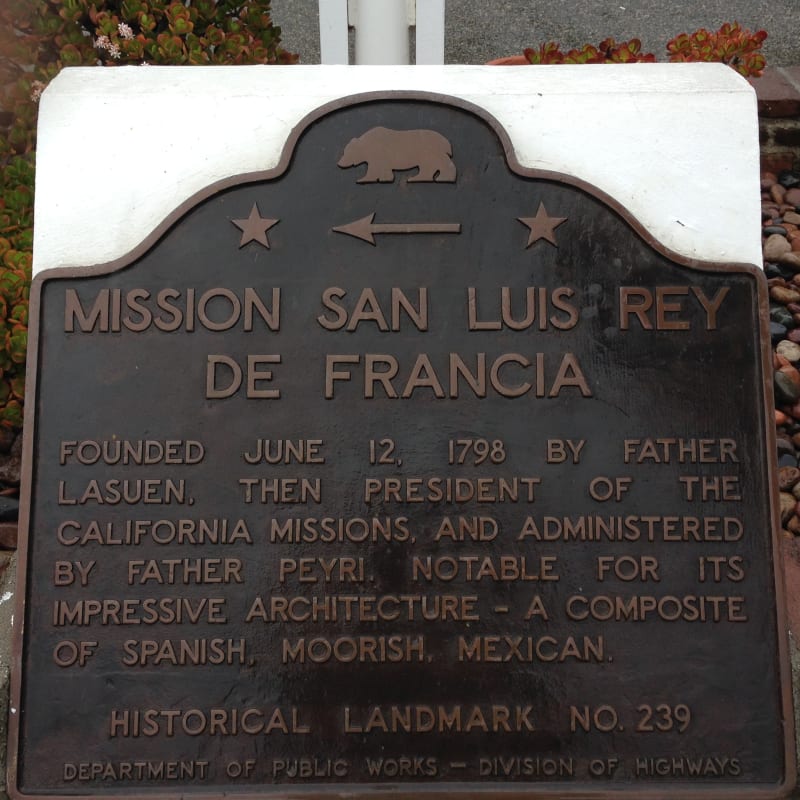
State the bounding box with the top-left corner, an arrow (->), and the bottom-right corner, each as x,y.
8,95 -> 794,799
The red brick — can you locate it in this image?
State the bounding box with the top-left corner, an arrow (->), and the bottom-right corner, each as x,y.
761,151 -> 797,174
774,125 -> 800,147
750,68 -> 800,118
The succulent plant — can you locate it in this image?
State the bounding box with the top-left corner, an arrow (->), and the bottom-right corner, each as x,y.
666,23 -> 767,78
522,23 -> 767,77
0,154 -> 32,429
524,38 -> 656,65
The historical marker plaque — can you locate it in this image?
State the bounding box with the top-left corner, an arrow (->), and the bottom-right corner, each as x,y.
9,95 -> 794,798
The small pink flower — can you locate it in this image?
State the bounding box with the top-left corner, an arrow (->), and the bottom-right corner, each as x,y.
29,80 -> 46,102
94,34 -> 111,51
118,22 -> 134,40
107,42 -> 122,59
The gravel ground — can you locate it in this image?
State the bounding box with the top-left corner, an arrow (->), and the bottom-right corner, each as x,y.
760,168 -> 800,534
272,0 -> 798,66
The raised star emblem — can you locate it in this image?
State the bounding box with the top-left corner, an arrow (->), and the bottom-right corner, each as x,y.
518,203 -> 568,248
232,203 -> 279,249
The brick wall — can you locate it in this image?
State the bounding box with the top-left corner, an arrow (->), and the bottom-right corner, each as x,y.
753,67 -> 800,173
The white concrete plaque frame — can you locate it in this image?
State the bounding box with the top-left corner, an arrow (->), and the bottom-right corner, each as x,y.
33,63 -> 760,274
16,62 -> 794,800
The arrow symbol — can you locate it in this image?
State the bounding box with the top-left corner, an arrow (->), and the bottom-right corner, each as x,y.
332,212 -> 461,245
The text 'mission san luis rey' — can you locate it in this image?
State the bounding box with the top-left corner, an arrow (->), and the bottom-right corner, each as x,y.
63,282 -> 729,401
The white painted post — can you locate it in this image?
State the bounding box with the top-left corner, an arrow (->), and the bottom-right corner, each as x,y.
415,0 -> 445,65
351,0 -> 410,65
324,0 -> 445,66
318,0 -> 349,64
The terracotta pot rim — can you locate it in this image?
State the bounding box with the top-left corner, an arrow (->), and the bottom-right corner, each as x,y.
486,55 -> 529,66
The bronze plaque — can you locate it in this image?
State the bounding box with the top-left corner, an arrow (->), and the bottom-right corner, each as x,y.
9,95 -> 795,798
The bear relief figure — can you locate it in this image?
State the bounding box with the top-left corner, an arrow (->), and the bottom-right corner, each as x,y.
338,126 -> 457,183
